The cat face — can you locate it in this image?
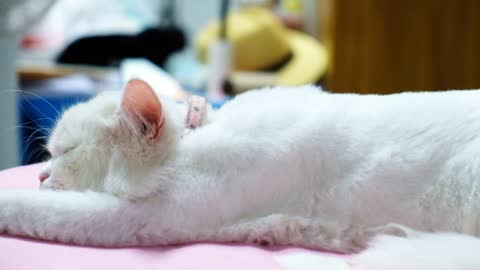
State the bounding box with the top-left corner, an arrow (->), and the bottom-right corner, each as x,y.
40,93 -> 117,191
40,79 -> 174,196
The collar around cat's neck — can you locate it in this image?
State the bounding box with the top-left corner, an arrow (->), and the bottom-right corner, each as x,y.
186,95 -> 207,129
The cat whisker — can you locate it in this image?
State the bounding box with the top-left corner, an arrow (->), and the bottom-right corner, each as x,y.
8,89 -> 61,116
23,129 -> 49,156
26,146 -> 45,163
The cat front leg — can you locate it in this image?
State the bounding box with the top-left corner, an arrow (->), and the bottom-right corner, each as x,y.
214,214 -> 365,253
0,189 -> 145,246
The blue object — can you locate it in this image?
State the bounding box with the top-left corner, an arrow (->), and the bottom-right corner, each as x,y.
19,94 -> 92,164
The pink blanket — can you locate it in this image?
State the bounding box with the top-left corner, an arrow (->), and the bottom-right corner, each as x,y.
0,163 -> 349,270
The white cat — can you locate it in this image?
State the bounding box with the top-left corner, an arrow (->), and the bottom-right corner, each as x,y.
1,79 -> 480,268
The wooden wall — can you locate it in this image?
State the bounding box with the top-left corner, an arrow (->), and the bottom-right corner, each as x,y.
319,0 -> 480,94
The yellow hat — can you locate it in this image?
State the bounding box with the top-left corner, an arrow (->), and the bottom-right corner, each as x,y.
196,6 -> 328,86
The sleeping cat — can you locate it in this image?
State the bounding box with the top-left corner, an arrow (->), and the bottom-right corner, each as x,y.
1,79 -> 480,268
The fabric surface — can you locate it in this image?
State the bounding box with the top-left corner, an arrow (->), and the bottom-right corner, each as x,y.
0,163 -> 349,270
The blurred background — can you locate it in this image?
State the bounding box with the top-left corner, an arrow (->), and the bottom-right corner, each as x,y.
0,0 -> 479,169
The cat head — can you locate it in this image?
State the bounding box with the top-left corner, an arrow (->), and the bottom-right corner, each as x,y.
40,79 -> 184,198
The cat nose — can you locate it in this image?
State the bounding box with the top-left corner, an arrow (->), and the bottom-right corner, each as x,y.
39,161 -> 52,184
39,172 -> 49,183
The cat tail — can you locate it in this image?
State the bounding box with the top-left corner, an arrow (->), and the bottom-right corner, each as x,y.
350,232 -> 480,270
0,189 -> 143,246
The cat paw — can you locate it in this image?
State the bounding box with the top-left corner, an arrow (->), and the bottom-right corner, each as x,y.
252,236 -> 274,247
366,223 -> 417,238
350,223 -> 420,252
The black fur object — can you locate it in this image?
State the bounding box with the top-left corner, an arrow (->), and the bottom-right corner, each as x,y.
56,27 -> 186,67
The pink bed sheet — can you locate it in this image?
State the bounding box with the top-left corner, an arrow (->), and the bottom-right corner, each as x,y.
0,163 -> 347,270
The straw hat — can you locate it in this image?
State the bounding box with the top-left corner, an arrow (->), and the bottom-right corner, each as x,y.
196,6 -> 328,86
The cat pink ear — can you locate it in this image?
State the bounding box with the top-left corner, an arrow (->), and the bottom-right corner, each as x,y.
120,79 -> 165,140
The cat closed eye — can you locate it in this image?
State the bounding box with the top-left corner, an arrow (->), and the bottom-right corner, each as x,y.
62,147 -> 76,154
50,146 -> 76,158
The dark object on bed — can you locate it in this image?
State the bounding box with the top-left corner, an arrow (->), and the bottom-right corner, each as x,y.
56,27 -> 186,68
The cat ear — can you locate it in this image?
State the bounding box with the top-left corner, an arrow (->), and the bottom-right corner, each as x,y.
120,79 -> 165,140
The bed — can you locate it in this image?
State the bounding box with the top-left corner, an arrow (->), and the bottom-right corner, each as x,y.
0,163 -> 350,270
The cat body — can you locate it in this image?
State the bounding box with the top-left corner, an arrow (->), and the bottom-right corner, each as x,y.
2,80 -> 480,267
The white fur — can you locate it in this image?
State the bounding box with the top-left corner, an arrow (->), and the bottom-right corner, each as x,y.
2,84 -> 480,268
272,233 -> 480,270
350,232 -> 480,270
